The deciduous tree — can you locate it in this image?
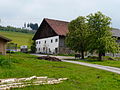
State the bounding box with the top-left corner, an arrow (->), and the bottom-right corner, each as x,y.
66,16 -> 90,59
87,11 -> 119,60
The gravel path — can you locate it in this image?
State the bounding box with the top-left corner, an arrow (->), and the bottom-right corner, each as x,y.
32,54 -> 120,74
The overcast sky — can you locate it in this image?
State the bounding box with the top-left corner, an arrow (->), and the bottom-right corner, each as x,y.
0,0 -> 120,28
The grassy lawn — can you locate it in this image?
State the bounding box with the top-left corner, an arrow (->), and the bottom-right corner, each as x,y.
0,31 -> 33,48
0,53 -> 120,90
55,54 -> 74,57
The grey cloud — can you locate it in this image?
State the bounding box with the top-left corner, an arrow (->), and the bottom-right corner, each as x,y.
0,0 -> 120,28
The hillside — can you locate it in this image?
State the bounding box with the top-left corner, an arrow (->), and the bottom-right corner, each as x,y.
0,31 -> 34,48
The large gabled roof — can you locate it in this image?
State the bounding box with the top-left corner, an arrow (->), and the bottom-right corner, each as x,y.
0,35 -> 11,42
44,18 -> 69,36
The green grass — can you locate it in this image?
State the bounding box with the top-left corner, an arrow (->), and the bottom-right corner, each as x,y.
0,31 -> 33,48
56,54 -> 74,57
0,53 -> 120,90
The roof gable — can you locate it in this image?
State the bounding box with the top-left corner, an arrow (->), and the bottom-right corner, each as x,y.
32,19 -> 58,40
45,18 -> 69,36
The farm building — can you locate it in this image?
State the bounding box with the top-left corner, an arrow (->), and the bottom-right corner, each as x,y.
0,35 -> 11,55
33,18 -> 120,55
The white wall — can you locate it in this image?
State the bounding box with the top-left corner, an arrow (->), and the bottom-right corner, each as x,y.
36,36 -> 59,54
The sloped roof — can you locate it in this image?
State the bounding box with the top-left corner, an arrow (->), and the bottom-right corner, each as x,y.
0,35 -> 11,42
111,28 -> 120,37
45,18 -> 69,36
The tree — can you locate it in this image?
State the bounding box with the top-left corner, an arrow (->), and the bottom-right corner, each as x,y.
66,16 -> 90,59
87,11 -> 119,60
30,40 -> 36,53
29,23 -> 38,30
28,37 -> 36,53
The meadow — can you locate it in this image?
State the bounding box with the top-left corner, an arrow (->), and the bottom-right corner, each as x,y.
0,31 -> 33,48
0,53 -> 120,90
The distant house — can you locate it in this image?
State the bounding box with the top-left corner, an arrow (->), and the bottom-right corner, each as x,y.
33,18 -> 120,55
111,28 -> 120,43
0,35 -> 11,55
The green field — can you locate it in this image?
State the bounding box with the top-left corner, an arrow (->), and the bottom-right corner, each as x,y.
0,31 -> 34,48
0,53 -> 120,90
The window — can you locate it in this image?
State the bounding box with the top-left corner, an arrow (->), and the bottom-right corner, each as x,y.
45,40 -> 46,43
39,41 -> 41,44
55,39 -> 58,42
55,48 -> 58,53
39,48 -> 40,51
51,39 -> 53,43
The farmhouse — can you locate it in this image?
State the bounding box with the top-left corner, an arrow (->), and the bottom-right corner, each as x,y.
0,35 -> 11,55
32,18 -> 71,54
33,18 -> 120,54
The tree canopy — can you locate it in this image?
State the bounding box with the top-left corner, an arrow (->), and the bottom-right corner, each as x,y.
66,16 -> 90,59
87,11 -> 119,60
66,11 -> 119,60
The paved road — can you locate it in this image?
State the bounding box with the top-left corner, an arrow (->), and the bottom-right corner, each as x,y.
62,60 -> 120,74
32,54 -> 120,74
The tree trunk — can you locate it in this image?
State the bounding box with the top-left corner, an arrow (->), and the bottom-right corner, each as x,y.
98,52 -> 102,61
81,50 -> 84,59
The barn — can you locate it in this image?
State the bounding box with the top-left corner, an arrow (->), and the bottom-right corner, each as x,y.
0,35 -> 11,55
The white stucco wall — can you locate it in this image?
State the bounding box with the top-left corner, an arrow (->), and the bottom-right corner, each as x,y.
36,36 -> 59,54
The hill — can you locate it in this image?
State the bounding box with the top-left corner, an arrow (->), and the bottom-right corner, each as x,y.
0,31 -> 34,48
